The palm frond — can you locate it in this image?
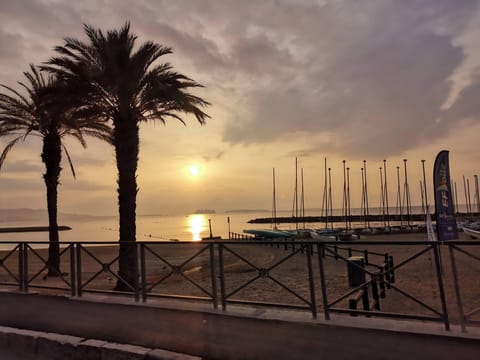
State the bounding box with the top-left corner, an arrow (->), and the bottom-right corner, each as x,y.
62,144 -> 76,179
0,135 -> 23,171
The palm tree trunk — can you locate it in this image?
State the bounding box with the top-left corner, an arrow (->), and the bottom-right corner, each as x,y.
113,118 -> 139,291
42,133 -> 62,276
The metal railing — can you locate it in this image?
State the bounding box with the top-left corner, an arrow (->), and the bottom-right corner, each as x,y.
446,241 -> 480,331
0,239 -> 479,331
316,241 -> 450,329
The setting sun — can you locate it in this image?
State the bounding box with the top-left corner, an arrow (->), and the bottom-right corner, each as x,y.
189,165 -> 200,177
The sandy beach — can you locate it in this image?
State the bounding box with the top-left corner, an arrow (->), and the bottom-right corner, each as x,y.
0,232 -> 478,324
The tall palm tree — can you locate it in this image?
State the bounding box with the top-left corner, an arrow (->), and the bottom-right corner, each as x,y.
44,23 -> 210,290
0,65 -> 112,275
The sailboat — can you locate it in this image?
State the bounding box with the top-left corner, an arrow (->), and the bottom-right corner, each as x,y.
243,167 -> 293,239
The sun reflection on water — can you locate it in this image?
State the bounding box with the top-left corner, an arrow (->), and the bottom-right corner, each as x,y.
188,214 -> 207,241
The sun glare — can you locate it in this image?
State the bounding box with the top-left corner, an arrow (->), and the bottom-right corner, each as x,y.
189,165 -> 200,177
188,214 -> 206,241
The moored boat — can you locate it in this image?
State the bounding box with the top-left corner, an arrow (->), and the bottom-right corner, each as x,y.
243,229 -> 292,238
463,226 -> 480,239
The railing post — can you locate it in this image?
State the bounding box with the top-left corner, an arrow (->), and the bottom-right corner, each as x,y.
378,267 -> 386,298
70,244 -> 76,297
361,285 -> 369,315
384,253 -> 392,289
432,242 -> 450,330
18,243 -> 24,292
140,243 -> 147,302
371,274 -> 380,310
209,243 -> 218,309
76,244 -> 83,297
388,255 -> 395,283
306,243 -> 317,319
23,243 -> 28,293
317,243 -> 330,320
448,244 -> 466,332
218,243 -> 227,311
349,298 -> 357,316
134,243 -> 140,302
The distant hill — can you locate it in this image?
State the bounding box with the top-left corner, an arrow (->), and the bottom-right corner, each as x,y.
0,208 -> 48,222
225,209 -> 269,214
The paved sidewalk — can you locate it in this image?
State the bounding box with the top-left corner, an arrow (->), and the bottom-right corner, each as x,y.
1,292 -> 479,359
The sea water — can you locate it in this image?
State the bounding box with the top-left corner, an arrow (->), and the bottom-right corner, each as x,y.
0,211 -> 278,243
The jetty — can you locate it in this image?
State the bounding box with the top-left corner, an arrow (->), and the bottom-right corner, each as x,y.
248,212 -> 480,224
0,226 -> 72,233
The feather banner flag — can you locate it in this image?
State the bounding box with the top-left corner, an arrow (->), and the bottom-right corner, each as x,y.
433,150 -> 458,240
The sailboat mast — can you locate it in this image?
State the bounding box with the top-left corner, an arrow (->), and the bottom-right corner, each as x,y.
328,167 -> 333,229
324,158 -> 328,229
475,175 -> 480,213
383,160 -> 390,228
272,167 -> 277,229
295,157 -> 299,230
301,168 -> 305,229
363,160 -> 370,228
347,167 -> 351,228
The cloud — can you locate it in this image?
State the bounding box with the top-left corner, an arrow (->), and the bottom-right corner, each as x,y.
203,151 -> 224,162
0,1 -> 479,165
0,160 -> 42,174
216,0 -> 477,158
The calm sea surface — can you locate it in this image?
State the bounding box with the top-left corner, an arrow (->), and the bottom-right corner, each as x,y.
0,211 -> 284,243
0,206 -> 430,244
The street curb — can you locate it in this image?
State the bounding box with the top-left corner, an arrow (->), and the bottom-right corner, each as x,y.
0,326 -> 201,360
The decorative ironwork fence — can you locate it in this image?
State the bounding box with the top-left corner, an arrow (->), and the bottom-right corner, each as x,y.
1,239 -> 479,332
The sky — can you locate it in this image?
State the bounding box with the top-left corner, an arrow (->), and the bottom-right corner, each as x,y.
1,0 -> 480,216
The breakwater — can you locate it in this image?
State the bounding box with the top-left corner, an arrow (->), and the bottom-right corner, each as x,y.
248,212 -> 479,224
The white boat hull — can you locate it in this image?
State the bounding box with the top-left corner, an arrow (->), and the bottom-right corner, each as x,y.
463,226 -> 480,239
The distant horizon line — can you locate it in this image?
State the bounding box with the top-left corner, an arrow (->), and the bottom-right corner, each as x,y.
0,205 -> 468,220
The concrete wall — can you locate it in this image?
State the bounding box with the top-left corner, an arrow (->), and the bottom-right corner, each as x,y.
1,292 -> 479,360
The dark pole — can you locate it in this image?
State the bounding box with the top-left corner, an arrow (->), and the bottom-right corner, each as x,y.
420,181 -> 425,214
301,168 -> 305,229
342,160 -> 347,229
383,160 -> 390,228
328,167 -> 333,229
379,167 -> 386,227
403,159 -> 411,226
467,178 -> 472,215
361,167 -> 366,228
272,168 -> 277,229
454,181 -> 459,215
323,158 -> 328,228
347,167 -> 351,229
475,175 -> 480,213
363,160 -> 370,228
463,175 -> 468,215
396,166 -> 403,226
295,157 -> 299,230
227,216 -> 231,239
421,160 -> 429,208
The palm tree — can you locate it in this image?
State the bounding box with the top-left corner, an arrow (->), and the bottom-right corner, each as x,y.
44,23 -> 210,290
0,65 -> 112,275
